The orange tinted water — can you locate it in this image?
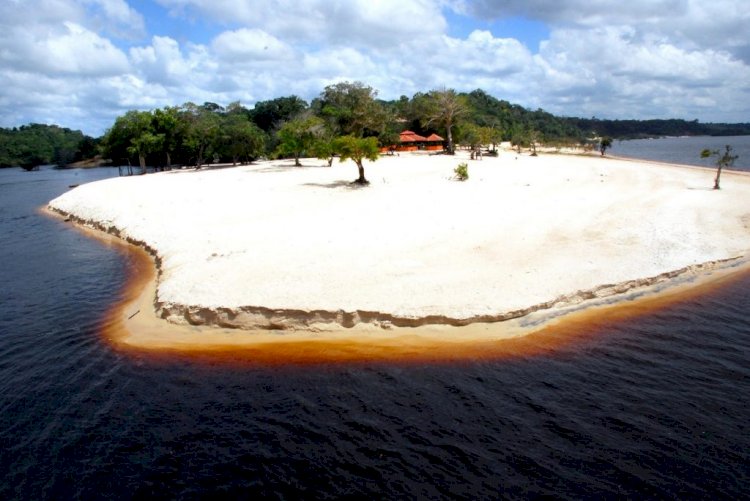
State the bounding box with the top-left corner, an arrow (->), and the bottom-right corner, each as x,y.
99,232 -> 750,366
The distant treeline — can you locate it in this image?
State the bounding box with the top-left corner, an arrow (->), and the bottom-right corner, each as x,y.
0,124 -> 98,169
563,117 -> 750,140
2,86 -> 749,169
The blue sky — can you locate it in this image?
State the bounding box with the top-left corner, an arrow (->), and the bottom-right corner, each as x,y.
444,11 -> 550,51
1,0 -> 748,136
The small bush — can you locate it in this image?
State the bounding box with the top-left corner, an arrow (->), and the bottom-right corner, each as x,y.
454,162 -> 469,181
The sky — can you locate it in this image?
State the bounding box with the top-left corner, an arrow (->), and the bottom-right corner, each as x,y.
1,0 -> 749,136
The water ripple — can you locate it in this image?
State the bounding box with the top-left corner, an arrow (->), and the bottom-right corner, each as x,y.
2,167 -> 750,499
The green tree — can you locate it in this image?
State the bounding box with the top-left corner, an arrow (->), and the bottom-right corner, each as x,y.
105,110 -> 162,174
510,125 -> 528,153
599,136 -> 613,156
0,124 -> 94,169
528,129 -> 541,156
152,106 -> 183,168
377,129 -> 400,155
310,124 -> 339,166
219,114 -> 266,165
420,88 -> 469,154
315,81 -> 386,137
311,136 -> 338,166
485,125 -> 503,153
701,145 -> 738,190
458,123 -> 481,158
334,135 -> 379,184
275,116 -> 324,166
181,103 -> 220,168
249,96 -> 308,132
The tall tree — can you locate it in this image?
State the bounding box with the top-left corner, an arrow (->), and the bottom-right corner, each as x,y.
310,121 -> 340,166
420,88 -> 469,154
152,106 -> 183,168
105,110 -> 162,174
218,114 -> 266,165
458,123 -> 481,158
311,135 -> 338,167
181,103 -> 220,168
701,144 -> 738,190
334,135 -> 379,184
275,116 -> 324,166
249,96 -> 308,132
315,81 -> 386,137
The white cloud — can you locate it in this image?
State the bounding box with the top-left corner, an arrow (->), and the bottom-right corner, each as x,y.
130,36 -> 205,86
441,30 -> 532,76
533,24 -> 750,120
465,0 -> 750,61
156,0 -> 446,47
83,0 -> 146,38
212,29 -> 294,62
0,20 -> 129,76
1,0 -> 749,135
46,22 -> 130,75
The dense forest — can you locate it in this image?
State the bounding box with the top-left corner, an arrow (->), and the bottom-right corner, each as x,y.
563,117 -> 750,139
0,124 -> 98,169
2,84 -> 749,170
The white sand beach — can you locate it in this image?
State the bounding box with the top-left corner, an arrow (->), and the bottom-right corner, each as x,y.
49,149 -> 750,337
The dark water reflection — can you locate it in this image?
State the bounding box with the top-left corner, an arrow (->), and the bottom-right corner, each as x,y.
1,167 -> 749,499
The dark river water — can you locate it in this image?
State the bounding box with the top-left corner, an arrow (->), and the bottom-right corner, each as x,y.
611,135 -> 750,171
1,162 -> 749,499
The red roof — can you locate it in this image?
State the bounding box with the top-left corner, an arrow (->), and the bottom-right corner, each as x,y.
399,130 -> 428,142
425,133 -> 444,142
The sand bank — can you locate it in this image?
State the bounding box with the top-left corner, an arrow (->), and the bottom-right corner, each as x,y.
48,150 -> 750,341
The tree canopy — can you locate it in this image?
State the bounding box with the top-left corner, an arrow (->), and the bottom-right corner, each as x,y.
6,81 -> 750,171
313,81 -> 386,138
0,124 -> 97,169
419,88 -> 468,154
335,136 -> 379,184
101,102 -> 267,171
275,116 -> 325,166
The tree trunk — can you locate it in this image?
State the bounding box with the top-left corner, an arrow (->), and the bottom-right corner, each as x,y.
139,154 -> 146,175
294,153 -> 301,167
196,146 -> 205,169
353,161 -> 369,184
166,151 -> 171,168
327,156 -> 334,167
714,166 -> 722,190
446,125 -> 454,154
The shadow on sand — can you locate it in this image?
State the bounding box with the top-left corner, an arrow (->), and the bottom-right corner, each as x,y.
301,180 -> 365,190
251,161 -> 331,174
162,163 -> 248,174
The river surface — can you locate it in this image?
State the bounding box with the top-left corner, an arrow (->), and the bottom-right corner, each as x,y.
1,160 -> 749,499
611,135 -> 750,171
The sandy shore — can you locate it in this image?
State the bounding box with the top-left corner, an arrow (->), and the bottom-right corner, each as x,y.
48,149 -> 750,341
